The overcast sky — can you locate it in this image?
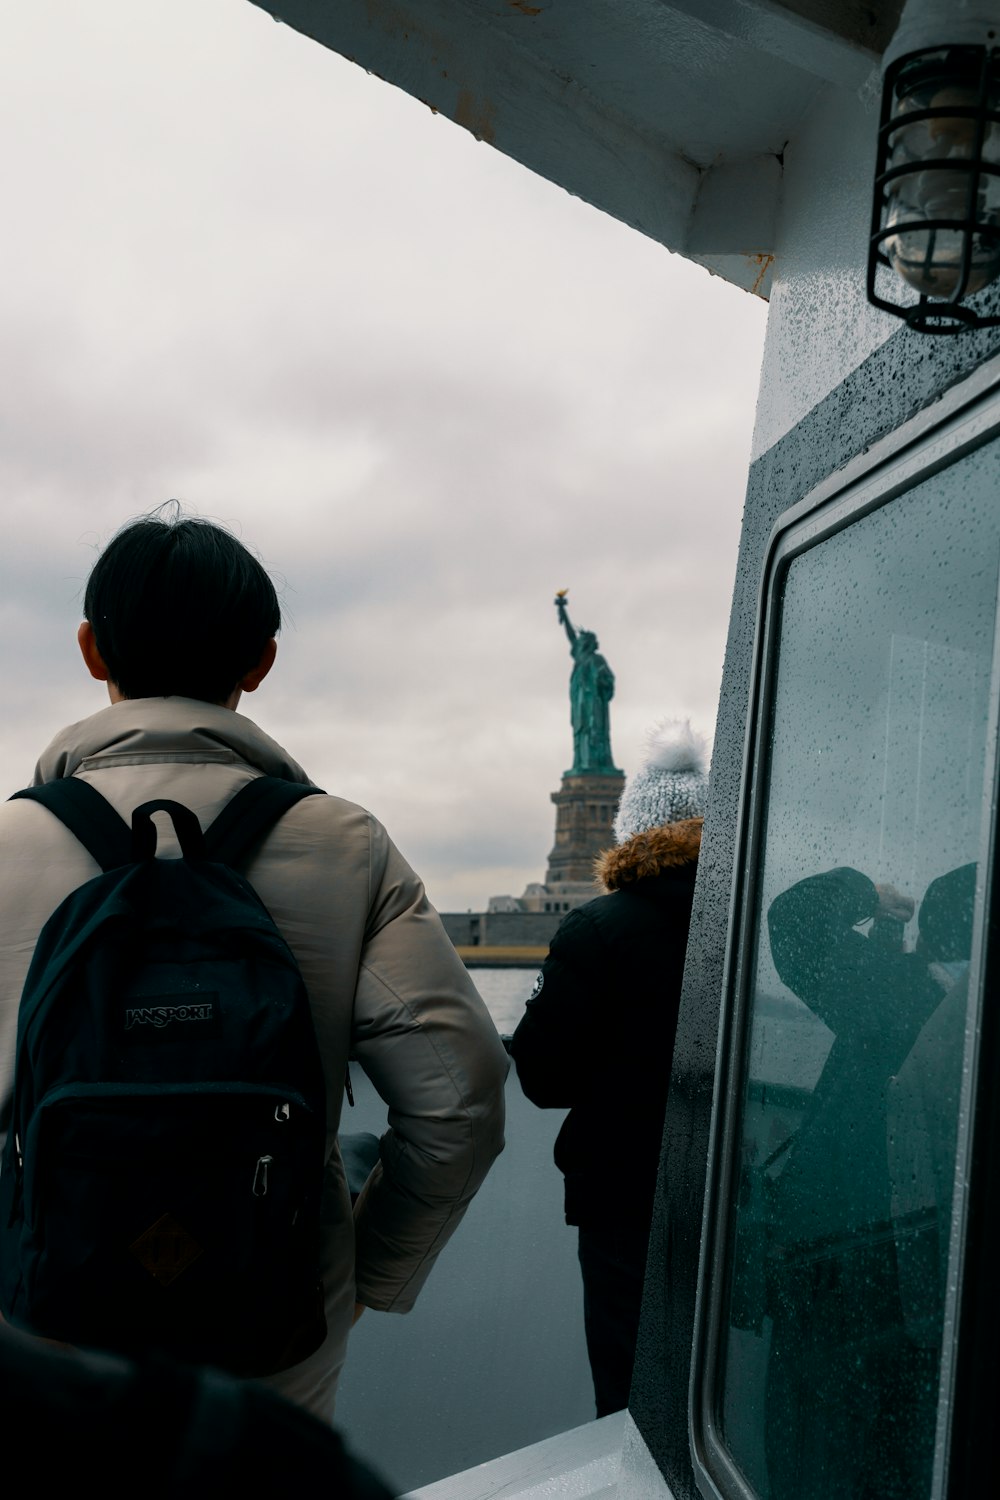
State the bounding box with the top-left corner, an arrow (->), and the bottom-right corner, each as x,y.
1,0 -> 767,912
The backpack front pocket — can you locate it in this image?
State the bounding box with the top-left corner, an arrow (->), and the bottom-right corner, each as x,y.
21,1082 -> 324,1371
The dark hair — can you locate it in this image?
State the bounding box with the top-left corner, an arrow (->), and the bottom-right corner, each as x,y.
918,862 -> 977,964
84,511 -> 280,703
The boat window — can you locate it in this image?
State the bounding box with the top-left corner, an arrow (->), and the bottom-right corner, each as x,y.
703,438 -> 1000,1500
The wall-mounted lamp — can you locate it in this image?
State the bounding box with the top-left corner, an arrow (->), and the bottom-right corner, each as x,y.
868,1 -> 1000,332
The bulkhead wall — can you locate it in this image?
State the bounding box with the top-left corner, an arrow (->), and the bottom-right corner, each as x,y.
625,267 -> 1000,1498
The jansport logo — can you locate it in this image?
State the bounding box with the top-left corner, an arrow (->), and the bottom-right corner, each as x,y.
125,1001 -> 215,1032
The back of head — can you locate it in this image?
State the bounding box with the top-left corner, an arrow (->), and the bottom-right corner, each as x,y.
613,718 -> 710,844
84,509 -> 280,704
918,862 -> 977,963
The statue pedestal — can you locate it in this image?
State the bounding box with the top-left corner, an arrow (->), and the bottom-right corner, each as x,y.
545,771 -> 625,887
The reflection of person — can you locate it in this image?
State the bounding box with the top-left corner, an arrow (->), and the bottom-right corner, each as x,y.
0,510 -> 509,1422
758,861 -> 976,1500
555,592 -> 620,774
766,867 -> 946,1238
887,863 -> 976,1341
511,720 -> 708,1415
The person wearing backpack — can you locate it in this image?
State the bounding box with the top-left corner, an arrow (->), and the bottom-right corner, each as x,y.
0,508 -> 508,1423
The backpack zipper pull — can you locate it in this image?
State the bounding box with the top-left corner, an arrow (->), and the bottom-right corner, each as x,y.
252,1154 -> 273,1197
7,1135 -> 24,1226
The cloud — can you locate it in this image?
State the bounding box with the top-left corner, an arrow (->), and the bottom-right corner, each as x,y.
0,0 -> 767,913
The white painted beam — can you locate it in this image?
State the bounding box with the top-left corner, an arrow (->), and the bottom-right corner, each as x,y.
250,1 -> 700,252
245,1 -> 869,297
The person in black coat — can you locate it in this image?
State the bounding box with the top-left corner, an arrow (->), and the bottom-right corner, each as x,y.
510,720 -> 708,1417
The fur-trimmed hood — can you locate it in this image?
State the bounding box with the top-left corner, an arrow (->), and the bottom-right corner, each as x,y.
595,817 -> 703,892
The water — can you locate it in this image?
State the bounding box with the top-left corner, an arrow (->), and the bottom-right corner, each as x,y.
337,959 -> 594,1491
467,965 -> 539,1037
338,1008 -> 593,1490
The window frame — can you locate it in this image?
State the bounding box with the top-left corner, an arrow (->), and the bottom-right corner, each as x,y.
688,353 -> 1000,1500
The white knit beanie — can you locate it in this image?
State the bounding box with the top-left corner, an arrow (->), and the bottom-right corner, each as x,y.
613,719 -> 710,843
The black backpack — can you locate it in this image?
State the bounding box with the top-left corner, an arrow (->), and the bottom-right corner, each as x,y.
0,775 -> 328,1377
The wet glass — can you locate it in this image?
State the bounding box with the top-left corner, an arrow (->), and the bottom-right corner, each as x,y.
716,445 -> 1000,1500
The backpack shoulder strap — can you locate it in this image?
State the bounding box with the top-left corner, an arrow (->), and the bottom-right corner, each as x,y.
10,780 -> 133,872
203,777 -> 326,868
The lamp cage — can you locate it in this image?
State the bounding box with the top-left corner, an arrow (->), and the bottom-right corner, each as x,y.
867,43 -> 1000,333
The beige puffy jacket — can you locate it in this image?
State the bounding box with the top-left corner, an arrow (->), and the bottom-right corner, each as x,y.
0,697 -> 508,1420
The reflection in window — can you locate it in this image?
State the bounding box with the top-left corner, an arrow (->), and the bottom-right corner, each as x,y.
718,449 -> 999,1500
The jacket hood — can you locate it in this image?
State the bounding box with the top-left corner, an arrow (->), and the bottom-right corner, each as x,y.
596,817 -> 703,892
32,697 -> 311,786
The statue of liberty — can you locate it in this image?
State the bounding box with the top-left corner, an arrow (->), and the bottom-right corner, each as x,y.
555,591 -> 621,776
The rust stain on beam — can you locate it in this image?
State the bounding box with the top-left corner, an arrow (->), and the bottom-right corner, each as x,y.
356,1 -> 497,141
749,253 -> 775,297
454,88 -> 497,144
362,0 -> 451,55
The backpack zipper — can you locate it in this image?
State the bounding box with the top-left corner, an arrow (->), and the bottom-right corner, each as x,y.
252,1154 -> 273,1196
20,1083 -> 314,1222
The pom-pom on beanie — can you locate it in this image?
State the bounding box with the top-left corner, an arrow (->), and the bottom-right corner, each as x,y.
613,719 -> 710,843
